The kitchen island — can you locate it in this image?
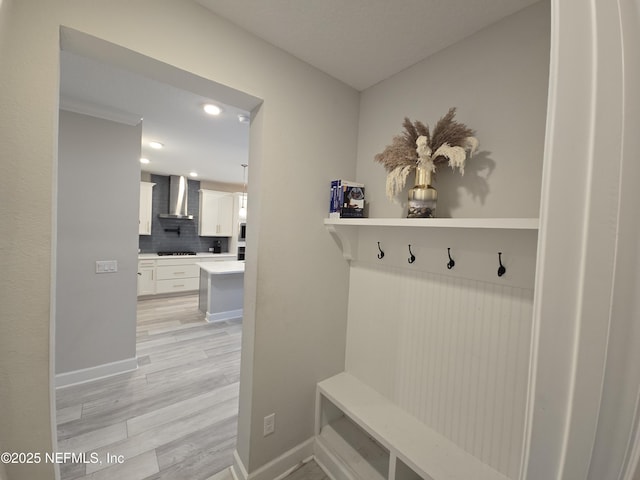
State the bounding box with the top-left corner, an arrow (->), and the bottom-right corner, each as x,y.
137,253 -> 236,297
196,261 -> 245,323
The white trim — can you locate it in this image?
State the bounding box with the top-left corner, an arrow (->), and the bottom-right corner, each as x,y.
229,464 -> 240,480
522,1 -> 633,478
55,357 -> 138,388
233,451 -> 249,480
231,439 -> 315,480
272,455 -> 315,480
621,389 -> 640,480
59,96 -> 142,126
206,309 -> 243,323
314,438 -> 350,480
312,455 -> 338,480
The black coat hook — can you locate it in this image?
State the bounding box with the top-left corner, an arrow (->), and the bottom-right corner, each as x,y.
447,248 -> 455,269
377,242 -> 385,260
497,252 -> 506,277
408,245 -> 416,264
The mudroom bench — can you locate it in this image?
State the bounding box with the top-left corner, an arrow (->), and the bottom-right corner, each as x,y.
314,372 -> 510,480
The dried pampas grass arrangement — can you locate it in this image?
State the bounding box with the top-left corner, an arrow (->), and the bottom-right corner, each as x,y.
374,108 -> 478,200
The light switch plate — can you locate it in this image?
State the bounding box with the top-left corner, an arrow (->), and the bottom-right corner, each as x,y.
96,260 -> 118,273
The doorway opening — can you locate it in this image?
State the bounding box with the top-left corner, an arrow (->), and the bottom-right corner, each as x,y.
53,27 -> 261,480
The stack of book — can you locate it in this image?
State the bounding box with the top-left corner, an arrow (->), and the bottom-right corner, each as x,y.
329,180 -> 365,218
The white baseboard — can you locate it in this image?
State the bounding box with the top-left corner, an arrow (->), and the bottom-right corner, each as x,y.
313,455 -> 338,480
232,451 -> 249,480
314,437 -> 348,480
55,357 -> 138,388
231,438 -> 314,480
229,464 -> 240,480
206,309 -> 243,323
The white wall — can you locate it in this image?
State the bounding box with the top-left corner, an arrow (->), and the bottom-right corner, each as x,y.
342,4 -> 550,478
0,6 -> 13,479
199,179 -> 244,193
0,1 -> 358,478
142,172 -> 244,192
523,0 -> 640,479
357,1 -> 550,219
0,0 -> 59,477
0,18 -> 13,479
143,171 -> 244,193
56,110 -> 140,376
4,1 -> 638,479
346,256 -> 535,479
587,2 -> 640,477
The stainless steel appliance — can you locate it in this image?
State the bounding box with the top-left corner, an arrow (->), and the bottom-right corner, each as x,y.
158,175 -> 194,220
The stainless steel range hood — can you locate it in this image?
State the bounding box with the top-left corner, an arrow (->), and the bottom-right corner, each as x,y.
158,175 -> 194,219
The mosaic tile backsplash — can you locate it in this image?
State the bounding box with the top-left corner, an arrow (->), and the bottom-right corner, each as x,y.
138,174 -> 230,253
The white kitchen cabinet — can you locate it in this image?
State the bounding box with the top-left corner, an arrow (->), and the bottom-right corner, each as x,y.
155,263 -> 200,294
199,189 -> 233,236
139,181 -> 155,235
156,264 -> 200,280
137,254 -> 236,297
137,259 -> 156,295
156,277 -> 200,294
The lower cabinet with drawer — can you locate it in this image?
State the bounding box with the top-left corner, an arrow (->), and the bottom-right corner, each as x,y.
155,264 -> 200,293
138,254 -> 236,297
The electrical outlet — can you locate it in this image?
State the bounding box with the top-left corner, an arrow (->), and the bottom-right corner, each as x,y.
96,260 -> 118,273
263,413 -> 275,436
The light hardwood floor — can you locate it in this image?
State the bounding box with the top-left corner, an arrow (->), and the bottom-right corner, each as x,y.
56,294 -> 241,480
213,460 -> 330,480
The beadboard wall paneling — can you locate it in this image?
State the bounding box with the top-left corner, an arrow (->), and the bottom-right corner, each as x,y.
345,262 -> 533,479
355,225 -> 538,290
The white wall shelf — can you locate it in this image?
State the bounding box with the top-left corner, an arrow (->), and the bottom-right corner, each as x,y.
324,217 -> 539,230
315,372 -> 510,480
325,217 -> 539,262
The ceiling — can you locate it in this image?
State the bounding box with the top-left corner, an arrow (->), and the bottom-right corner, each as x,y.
195,0 -> 541,91
59,0 -> 540,184
59,50 -> 251,185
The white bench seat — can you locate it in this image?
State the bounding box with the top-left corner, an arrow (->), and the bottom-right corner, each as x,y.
315,372 -> 510,480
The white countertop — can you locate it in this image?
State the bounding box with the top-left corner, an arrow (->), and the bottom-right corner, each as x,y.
196,261 -> 245,275
139,252 -> 236,260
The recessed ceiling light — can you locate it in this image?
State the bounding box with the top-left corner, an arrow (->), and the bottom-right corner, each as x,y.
189,171 -> 198,177
149,141 -> 164,149
203,104 -> 223,116
140,157 -> 150,164
238,114 -> 250,124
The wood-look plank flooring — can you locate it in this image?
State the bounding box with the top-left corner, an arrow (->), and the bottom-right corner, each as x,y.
56,294 -> 241,480
213,460 -> 330,480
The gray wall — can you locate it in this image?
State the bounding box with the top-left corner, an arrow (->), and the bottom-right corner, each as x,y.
2,1 -> 640,480
56,110 -> 140,374
0,2 -> 357,478
357,1 -> 550,219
